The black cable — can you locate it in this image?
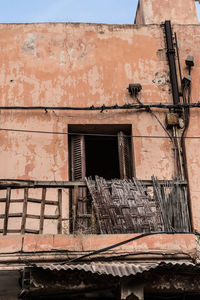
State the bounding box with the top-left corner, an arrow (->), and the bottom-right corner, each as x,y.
150,110 -> 173,141
174,32 -> 183,87
1,127 -> 200,139
25,231 -> 199,268
1,102 -> 200,111
135,96 -> 173,141
59,231 -> 195,264
180,81 -> 192,230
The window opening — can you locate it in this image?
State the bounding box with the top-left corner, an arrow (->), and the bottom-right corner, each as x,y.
85,135 -> 120,179
69,124 -> 133,180
68,124 -> 133,234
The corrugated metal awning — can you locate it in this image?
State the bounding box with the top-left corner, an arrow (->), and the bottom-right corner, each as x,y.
36,261 -> 200,278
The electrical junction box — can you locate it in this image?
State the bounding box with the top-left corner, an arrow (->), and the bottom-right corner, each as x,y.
166,112 -> 179,128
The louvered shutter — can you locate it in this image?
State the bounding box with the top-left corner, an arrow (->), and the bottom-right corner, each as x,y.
118,131 -> 132,179
71,135 -> 86,181
71,135 -> 88,233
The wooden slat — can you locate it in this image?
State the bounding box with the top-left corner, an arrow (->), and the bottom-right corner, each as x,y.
39,188 -> 46,234
7,229 -> 21,234
27,198 -> 58,205
118,131 -> 132,179
0,179 -> 187,189
78,214 -> 92,218
27,198 -> 41,204
71,136 -> 86,181
10,199 -> 24,203
62,218 -> 71,221
73,186 -> 79,233
8,213 -> 22,218
86,177 -> 111,234
21,188 -> 28,234
0,180 -> 86,189
3,188 -> 11,235
139,179 -> 187,186
57,189 -> 62,234
45,200 -> 58,206
91,204 -> 97,234
44,215 -> 59,220
0,198 -> 6,202
26,214 -> 40,219
25,229 -> 39,234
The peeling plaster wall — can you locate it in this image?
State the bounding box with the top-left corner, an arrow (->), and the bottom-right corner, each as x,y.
0,23 -> 174,182
0,22 -> 200,232
135,0 -> 199,25
173,24 -> 200,232
0,234 -> 196,261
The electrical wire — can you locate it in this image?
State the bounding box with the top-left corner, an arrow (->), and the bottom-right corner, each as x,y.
149,110 -> 173,141
1,102 -> 200,111
59,231 -> 196,264
135,96 -> 173,141
1,127 -> 200,139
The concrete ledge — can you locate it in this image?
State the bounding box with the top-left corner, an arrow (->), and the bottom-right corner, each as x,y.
0,235 -> 22,254
0,234 -> 196,258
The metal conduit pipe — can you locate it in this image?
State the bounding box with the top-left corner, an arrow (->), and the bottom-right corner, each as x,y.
164,20 -> 180,105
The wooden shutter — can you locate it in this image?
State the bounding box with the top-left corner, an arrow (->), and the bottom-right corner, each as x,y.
118,131 -> 132,179
70,135 -> 88,233
71,135 -> 86,181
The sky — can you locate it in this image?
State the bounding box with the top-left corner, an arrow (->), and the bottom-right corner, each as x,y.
0,0 -> 139,24
0,0 -> 199,24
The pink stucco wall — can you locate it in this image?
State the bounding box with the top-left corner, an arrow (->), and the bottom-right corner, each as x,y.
0,233 -> 197,262
0,23 -> 174,181
0,0 -> 199,265
135,0 -> 199,25
0,21 -> 200,232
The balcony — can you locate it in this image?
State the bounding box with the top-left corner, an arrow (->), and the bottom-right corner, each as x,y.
0,177 -> 191,235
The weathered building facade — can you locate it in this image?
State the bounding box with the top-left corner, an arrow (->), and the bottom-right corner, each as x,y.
0,0 -> 200,298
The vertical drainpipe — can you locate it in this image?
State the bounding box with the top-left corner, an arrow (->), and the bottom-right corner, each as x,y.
164,20 -> 180,105
164,20 -> 192,231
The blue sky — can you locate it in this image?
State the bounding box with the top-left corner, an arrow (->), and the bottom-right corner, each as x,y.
0,0 -> 199,24
0,0 -> 138,24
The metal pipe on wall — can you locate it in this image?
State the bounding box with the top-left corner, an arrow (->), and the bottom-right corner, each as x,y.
164,21 -> 180,105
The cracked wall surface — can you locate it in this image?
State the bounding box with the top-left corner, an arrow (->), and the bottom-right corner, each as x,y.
0,22 -> 200,231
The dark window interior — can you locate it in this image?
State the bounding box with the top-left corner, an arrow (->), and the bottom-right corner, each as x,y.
85,135 -> 120,179
68,124 -> 133,180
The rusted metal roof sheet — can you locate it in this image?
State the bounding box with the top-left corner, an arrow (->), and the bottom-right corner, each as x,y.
39,262 -> 157,277
37,262 -> 200,278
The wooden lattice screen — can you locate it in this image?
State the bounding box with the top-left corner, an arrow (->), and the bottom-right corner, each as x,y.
0,187 -> 62,235
86,177 -> 163,234
86,176 -> 191,234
